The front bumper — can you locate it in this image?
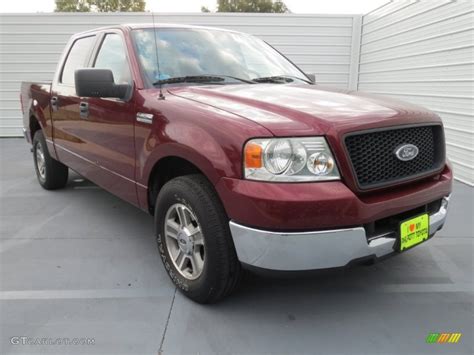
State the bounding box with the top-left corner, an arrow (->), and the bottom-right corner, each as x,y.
229,195 -> 449,271
216,165 -> 452,231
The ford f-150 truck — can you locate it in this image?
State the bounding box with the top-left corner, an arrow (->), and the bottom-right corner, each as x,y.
21,24 -> 452,303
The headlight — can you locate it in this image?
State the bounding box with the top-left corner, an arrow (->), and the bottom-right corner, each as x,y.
244,137 -> 340,182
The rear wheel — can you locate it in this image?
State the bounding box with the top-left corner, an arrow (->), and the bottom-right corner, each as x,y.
33,130 -> 68,190
155,174 -> 241,303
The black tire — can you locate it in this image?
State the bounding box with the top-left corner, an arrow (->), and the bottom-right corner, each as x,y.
33,130 -> 68,190
155,174 -> 241,303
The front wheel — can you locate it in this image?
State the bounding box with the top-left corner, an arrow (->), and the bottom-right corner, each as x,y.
155,174 -> 241,303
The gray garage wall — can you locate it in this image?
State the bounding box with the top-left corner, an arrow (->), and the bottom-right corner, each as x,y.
1,7 -> 473,185
358,0 -> 474,185
0,12 -> 361,137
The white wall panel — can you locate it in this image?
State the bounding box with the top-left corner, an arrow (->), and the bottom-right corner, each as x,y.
1,7 -> 472,186
0,12 -> 361,137
359,0 -> 474,185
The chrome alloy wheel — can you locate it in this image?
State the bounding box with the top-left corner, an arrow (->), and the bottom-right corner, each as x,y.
35,143 -> 46,180
164,203 -> 205,280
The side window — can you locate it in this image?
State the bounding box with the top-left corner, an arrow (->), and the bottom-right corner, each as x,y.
94,34 -> 131,84
61,36 -> 95,85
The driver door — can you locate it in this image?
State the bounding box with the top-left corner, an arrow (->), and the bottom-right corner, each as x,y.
80,31 -> 138,205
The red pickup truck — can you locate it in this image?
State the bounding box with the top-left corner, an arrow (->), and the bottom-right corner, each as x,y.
21,24 -> 452,303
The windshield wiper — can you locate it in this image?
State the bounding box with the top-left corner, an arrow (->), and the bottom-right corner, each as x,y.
153,75 -> 254,86
252,75 -> 312,84
153,75 -> 225,86
220,75 -> 256,84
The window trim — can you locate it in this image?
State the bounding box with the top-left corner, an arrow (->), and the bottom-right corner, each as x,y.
90,30 -> 133,86
58,34 -> 97,87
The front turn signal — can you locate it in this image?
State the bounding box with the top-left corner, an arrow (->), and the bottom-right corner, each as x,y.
244,142 -> 263,169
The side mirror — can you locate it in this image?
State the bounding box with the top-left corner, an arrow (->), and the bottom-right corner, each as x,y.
75,69 -> 130,99
305,73 -> 316,84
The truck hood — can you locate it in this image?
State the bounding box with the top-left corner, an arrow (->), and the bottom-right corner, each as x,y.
168,84 -> 440,136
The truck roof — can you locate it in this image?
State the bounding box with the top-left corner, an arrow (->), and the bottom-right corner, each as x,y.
75,23 -> 241,36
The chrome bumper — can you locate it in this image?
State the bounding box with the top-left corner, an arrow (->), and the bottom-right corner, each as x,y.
229,195 -> 450,271
23,128 -> 31,143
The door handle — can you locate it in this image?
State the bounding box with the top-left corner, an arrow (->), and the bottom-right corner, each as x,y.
51,96 -> 59,112
79,102 -> 89,119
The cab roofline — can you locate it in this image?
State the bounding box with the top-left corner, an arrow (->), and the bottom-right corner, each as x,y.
73,23 -> 242,37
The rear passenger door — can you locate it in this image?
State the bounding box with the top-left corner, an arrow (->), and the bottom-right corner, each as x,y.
80,31 -> 138,205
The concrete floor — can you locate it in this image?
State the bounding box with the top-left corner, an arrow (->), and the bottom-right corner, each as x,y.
0,138 -> 472,355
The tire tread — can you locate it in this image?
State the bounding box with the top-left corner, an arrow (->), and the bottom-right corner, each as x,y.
33,130 -> 68,190
156,174 -> 241,303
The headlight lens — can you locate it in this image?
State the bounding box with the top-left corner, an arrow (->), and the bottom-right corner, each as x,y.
244,137 -> 340,182
307,152 -> 335,176
264,139 -> 292,174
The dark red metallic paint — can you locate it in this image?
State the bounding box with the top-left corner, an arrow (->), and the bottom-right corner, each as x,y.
216,165 -> 452,231
22,25 -> 452,232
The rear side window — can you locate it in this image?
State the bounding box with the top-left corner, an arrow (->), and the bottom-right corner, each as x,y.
61,36 -> 95,85
93,33 -> 131,84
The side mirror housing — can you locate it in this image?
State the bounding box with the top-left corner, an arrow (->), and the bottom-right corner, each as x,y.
75,69 -> 130,99
305,73 -> 316,84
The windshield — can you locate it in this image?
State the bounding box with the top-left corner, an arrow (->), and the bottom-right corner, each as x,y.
131,28 -> 309,86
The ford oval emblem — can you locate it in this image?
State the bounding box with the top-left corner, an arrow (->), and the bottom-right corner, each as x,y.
394,144 -> 419,161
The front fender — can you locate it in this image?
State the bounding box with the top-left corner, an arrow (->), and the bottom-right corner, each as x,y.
133,89 -> 272,211
140,142 -> 222,186
136,121 -> 240,187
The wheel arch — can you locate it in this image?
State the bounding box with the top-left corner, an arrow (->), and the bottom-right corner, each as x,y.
29,113 -> 42,141
140,121 -> 241,214
146,154 -> 218,215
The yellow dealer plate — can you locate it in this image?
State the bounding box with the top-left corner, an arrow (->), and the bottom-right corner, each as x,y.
400,214 -> 429,251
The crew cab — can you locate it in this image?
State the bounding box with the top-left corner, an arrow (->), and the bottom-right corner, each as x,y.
21,24 -> 452,303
